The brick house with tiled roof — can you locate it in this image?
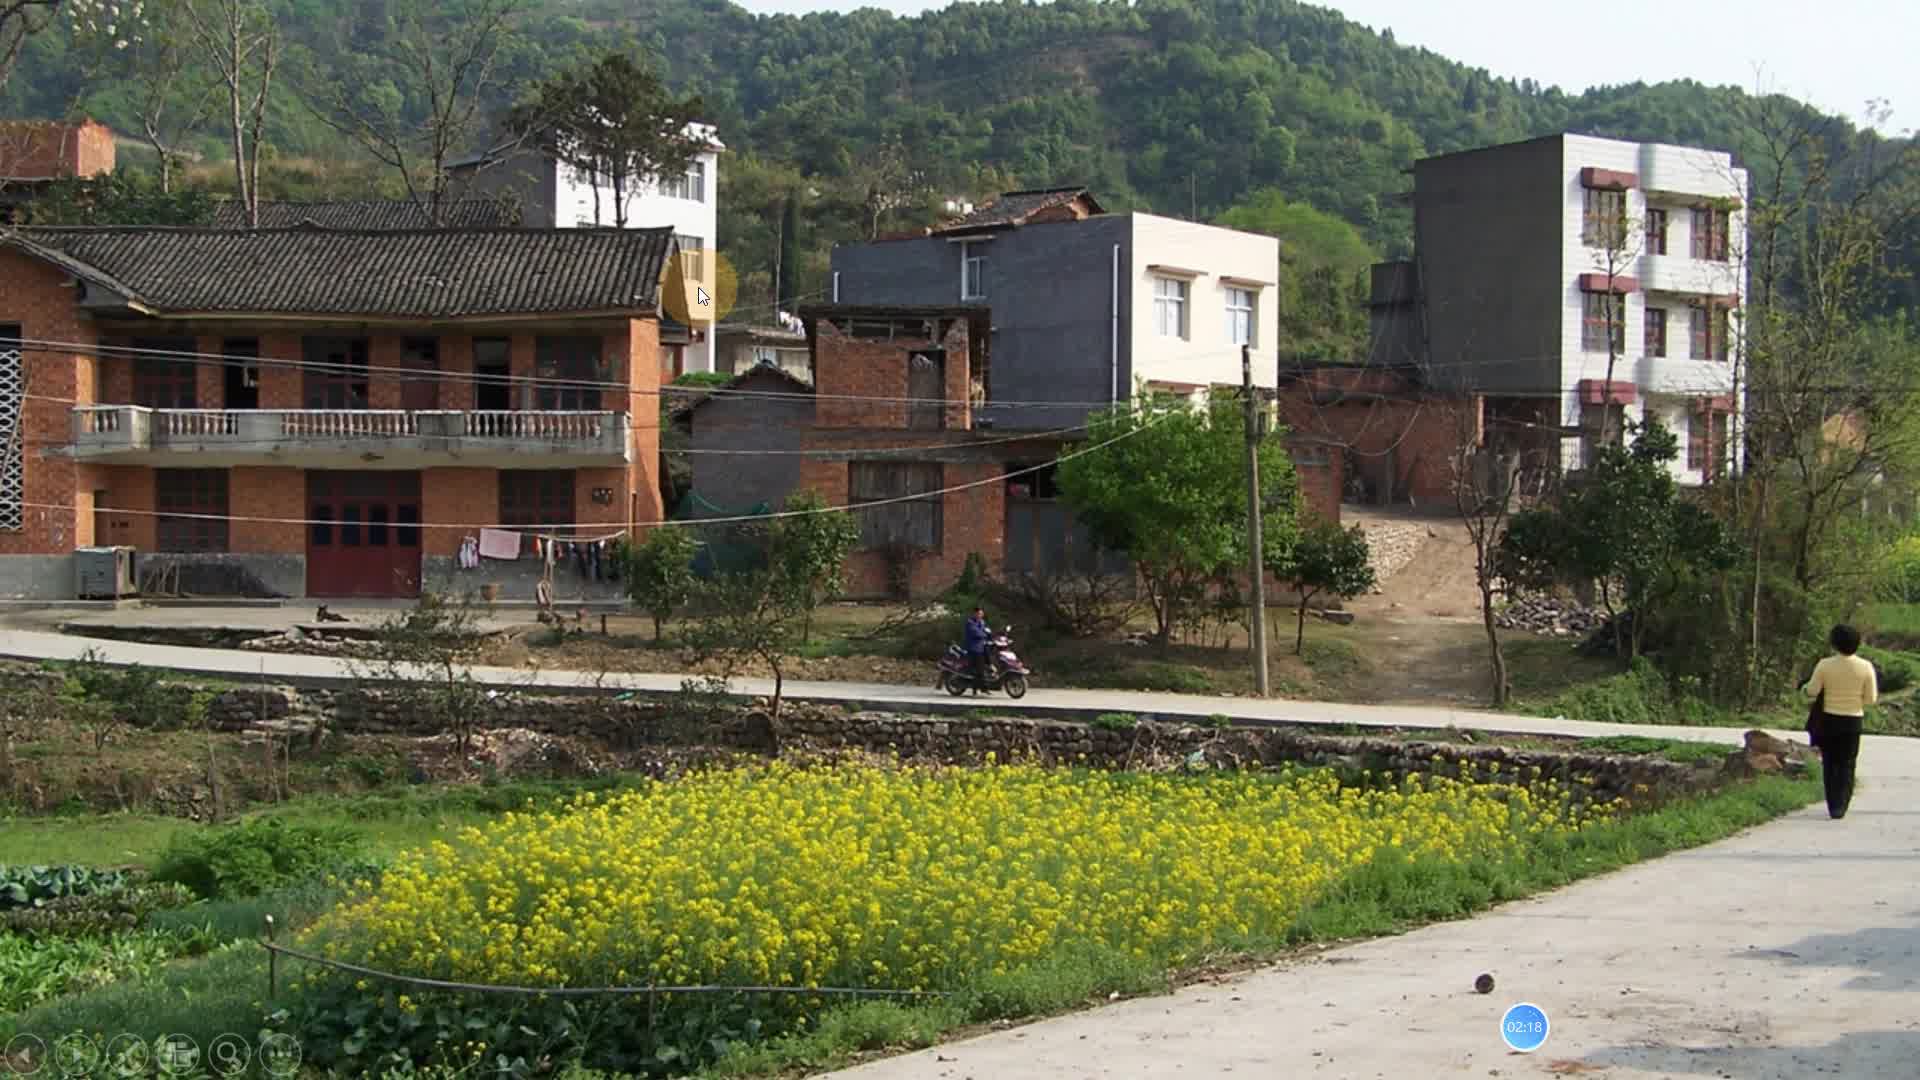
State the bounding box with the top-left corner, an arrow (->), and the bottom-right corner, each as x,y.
0,225 -> 687,600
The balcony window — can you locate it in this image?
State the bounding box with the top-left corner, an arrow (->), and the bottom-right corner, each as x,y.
155,468 -> 228,553
1226,287 -> 1256,347
1691,206 -> 1731,261
1153,276 -> 1189,339
131,338 -> 198,409
960,241 -> 986,300
1690,305 -> 1730,362
1582,188 -> 1628,248
660,160 -> 706,202
223,338 -> 259,410
399,338 -> 439,411
302,337 -> 371,410
1689,409 -> 1733,475
1644,306 -> 1668,357
473,337 -> 511,411
535,336 -> 602,411
1581,292 -> 1624,353
499,470 -> 575,530
1646,208 -> 1668,255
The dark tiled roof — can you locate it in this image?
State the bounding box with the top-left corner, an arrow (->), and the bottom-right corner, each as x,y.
3,226 -> 676,318
672,363 -> 814,418
933,186 -> 1103,234
207,200 -> 519,229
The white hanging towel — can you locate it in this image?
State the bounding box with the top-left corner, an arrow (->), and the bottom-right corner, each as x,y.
477,528 -> 521,560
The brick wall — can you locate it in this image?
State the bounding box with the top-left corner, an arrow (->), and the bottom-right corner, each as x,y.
0,119 -> 115,179
367,336 -> 403,410
619,317 -> 663,528
1277,372 -> 1482,506
229,467 -> 304,553
0,250 -> 94,555
811,318 -> 973,430
811,455 -> 1005,602
421,466 -> 497,558
1292,447 -> 1342,523
96,465 -> 156,550
257,334 -> 302,409
440,334 -> 476,411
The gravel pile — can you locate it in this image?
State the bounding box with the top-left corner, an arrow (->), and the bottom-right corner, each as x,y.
1496,596 -> 1604,636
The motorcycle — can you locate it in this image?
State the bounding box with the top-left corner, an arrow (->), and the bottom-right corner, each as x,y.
938,627 -> 1031,699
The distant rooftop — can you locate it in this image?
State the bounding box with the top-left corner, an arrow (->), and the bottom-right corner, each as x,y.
208,199 -> 519,229
930,186 -> 1105,236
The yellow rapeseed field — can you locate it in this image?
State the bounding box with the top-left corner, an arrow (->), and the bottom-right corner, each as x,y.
311,760 -> 1616,994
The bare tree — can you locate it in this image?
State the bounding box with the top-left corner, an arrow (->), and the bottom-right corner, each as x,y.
1451,408 -> 1522,706
0,0 -> 59,94
180,0 -> 277,227
126,3 -> 217,192
297,0 -> 527,225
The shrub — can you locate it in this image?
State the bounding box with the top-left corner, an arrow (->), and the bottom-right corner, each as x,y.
1094,662 -> 1215,694
151,818 -> 366,900
0,882 -> 194,936
1091,712 -> 1138,731
1859,645 -> 1917,693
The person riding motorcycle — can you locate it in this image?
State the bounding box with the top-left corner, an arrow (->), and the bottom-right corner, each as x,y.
964,606 -> 994,688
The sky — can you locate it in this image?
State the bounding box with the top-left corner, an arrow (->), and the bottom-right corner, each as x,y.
732,0 -> 1918,136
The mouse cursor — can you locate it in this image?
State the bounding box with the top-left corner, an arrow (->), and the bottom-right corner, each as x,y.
696,286 -> 711,307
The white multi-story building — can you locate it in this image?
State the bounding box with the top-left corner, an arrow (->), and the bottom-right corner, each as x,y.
1372,132 -> 1748,486
829,187 -> 1280,432
449,123 -> 724,376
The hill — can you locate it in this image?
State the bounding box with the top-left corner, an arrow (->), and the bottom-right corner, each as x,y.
2,0 -> 1909,314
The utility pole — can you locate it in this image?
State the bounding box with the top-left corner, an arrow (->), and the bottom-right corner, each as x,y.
1241,344 -> 1270,697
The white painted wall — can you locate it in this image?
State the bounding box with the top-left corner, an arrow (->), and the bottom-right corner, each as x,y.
551,124 -> 724,374
1126,212 -> 1280,397
1554,134 -> 1747,485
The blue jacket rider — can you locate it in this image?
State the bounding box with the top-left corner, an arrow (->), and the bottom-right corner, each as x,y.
964,606 -> 993,685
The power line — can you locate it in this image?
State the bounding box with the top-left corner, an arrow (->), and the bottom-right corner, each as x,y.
28,408 -> 1176,533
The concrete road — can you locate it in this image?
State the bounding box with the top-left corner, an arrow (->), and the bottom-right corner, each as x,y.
4,627 -> 1913,1078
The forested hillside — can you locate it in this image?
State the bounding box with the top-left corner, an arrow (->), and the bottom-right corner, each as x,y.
3,0 -> 1908,326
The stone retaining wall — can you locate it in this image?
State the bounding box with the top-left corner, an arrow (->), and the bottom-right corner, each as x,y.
1360,521 -> 1430,585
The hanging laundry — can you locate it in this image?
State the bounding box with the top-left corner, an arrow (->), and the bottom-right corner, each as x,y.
477,528 -> 520,561
458,535 -> 481,570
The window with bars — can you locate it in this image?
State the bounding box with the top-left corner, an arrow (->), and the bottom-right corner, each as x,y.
1691,206 -> 1731,261
1583,187 -> 1628,248
155,469 -> 229,552
131,338 -> 198,408
0,324 -> 21,532
1153,277 -> 1189,339
1226,287 -> 1256,347
1646,208 -> 1668,255
534,337 -> 602,411
1581,292 -> 1623,353
1644,307 -> 1667,357
1690,305 -> 1730,361
499,470 -> 575,530
850,462 -> 943,551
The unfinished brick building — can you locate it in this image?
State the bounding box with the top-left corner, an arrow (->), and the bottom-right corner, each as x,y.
1275,365 -> 1484,512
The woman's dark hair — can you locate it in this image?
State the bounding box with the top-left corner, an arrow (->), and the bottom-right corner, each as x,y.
1831,623 -> 1861,656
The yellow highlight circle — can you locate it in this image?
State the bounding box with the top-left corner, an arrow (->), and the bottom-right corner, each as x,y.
659,248 -> 739,326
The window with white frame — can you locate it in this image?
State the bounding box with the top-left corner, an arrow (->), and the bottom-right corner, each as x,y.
1154,277 -> 1189,339
660,160 -> 706,202
960,241 -> 987,300
1225,287 -> 1256,347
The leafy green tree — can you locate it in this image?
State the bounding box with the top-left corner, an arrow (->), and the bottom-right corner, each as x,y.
1057,395 -> 1300,645
1218,188 -> 1376,364
623,525 -> 698,642
505,49 -> 705,228
768,489 -> 860,645
22,169 -> 216,224
1275,519 -> 1375,654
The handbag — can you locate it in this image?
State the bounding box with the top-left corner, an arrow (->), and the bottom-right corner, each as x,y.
1806,688 -> 1825,749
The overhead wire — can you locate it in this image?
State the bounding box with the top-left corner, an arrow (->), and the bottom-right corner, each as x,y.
21,406 -> 1179,533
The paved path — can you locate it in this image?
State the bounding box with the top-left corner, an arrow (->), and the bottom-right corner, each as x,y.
7,628 -> 1917,1077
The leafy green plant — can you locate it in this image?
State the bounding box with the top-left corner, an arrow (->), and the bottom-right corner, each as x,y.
1274,519 -> 1376,654
625,525 -> 700,642
1090,713 -> 1138,732
1859,645 -> 1917,693
0,865 -> 131,910
151,818 -> 366,901
0,882 -> 194,936
0,927 -> 208,1012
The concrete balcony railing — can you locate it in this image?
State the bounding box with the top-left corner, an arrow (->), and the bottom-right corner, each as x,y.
1634,354 -> 1736,398
1638,253 -> 1741,298
70,407 -> 632,467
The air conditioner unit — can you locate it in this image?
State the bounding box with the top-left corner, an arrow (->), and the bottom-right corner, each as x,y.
75,546 -> 137,600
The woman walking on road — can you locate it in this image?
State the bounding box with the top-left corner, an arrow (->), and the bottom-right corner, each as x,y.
1803,623 -> 1878,819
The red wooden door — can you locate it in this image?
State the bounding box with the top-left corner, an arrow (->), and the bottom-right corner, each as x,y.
306,471 -> 422,597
